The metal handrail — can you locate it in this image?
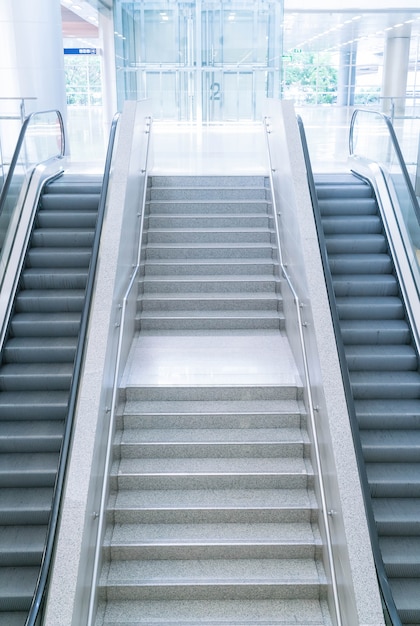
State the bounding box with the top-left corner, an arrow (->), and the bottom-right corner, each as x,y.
24,112 -> 121,626
86,115 -> 153,626
297,114 -> 401,626
263,116 -> 342,626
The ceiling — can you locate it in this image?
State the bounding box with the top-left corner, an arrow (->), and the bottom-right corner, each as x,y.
60,1 -> 420,65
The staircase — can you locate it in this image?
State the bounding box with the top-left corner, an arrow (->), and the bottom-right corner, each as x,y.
138,175 -> 283,331
315,172 -> 420,626
0,174 -> 102,625
95,176 -> 334,625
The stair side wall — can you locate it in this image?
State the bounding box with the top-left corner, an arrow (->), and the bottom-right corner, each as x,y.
265,98 -> 385,626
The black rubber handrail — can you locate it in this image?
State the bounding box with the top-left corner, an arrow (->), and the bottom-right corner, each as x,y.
297,114 -> 402,626
0,109 -> 65,217
349,108 -> 420,221
25,112 -> 120,626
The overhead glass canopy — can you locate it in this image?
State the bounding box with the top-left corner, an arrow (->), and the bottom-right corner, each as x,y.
113,0 -> 284,122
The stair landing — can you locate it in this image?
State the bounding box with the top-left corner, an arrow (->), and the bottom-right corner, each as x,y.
121,331 -> 301,387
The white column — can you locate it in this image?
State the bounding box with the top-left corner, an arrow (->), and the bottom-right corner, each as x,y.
0,0 -> 67,119
382,23 -> 411,117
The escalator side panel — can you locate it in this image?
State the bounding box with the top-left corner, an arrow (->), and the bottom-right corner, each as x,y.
314,173 -> 420,626
0,174 -> 102,623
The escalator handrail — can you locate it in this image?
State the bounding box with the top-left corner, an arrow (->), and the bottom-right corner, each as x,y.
297,114 -> 402,626
0,109 -> 65,216
25,112 -> 121,626
349,107 -> 420,224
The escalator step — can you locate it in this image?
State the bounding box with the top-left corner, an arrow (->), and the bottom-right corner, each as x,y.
11,312 -> 81,337
355,399 -> 420,429
336,296 -> 404,320
0,487 -> 53,525
31,228 -> 95,248
0,391 -> 68,421
4,337 -> 77,363
27,248 -> 92,268
0,525 -> 47,566
315,182 -> 373,200
15,289 -> 85,313
325,233 -> 387,254
0,566 -> 39,611
361,430 -> 420,462
0,420 -> 63,453
373,497 -> 420,535
36,210 -> 98,229
333,274 -> 398,297
321,215 -> 382,235
21,267 -> 88,289
0,453 -> 59,488
0,363 -> 73,392
367,463 -> 420,497
317,197 -> 378,216
328,253 -> 392,275
350,371 -> 420,400
40,193 -> 101,211
339,319 -> 411,345
344,344 -> 418,372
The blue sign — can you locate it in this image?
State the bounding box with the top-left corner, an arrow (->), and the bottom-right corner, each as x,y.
64,48 -> 97,55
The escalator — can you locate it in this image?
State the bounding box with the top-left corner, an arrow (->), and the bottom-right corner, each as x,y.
314,171 -> 420,626
0,173 -> 102,625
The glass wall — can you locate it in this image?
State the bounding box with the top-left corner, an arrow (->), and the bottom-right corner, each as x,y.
113,0 -> 284,123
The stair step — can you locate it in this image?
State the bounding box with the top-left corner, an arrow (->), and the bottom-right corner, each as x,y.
107,522 -> 320,560
124,385 -> 301,403
140,294 -> 281,312
142,277 -> 279,294
145,243 -> 275,260
117,440 -> 308,459
150,187 -> 268,201
146,229 -> 274,244
113,487 -> 317,524
150,176 -> 268,188
96,598 -> 330,625
143,259 -> 277,277
138,312 -> 284,332
147,199 -> 271,214
146,215 -> 272,229
101,558 -> 326,601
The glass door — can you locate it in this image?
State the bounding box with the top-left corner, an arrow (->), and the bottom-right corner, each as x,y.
114,0 -> 283,123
